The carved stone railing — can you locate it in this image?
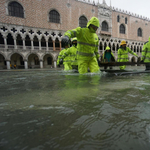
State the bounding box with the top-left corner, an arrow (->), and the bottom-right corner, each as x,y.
0,44 -> 55,52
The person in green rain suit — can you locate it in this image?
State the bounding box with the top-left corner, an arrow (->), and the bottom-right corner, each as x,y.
57,49 -> 64,67
61,38 -> 78,70
57,38 -> 72,71
103,46 -> 115,69
141,37 -> 150,70
63,17 -> 100,74
117,40 -> 138,70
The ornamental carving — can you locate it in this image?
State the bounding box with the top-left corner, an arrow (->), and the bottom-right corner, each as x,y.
99,8 -> 111,17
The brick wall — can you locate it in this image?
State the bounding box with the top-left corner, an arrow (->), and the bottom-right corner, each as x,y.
0,0 -> 149,42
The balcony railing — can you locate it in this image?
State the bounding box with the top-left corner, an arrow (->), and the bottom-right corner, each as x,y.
0,44 -> 55,52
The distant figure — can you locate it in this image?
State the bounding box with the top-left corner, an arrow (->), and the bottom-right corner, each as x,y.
14,64 -> 16,69
57,37 -> 72,71
103,46 -> 115,69
117,40 -> 138,70
61,38 -> 78,70
141,37 -> 150,70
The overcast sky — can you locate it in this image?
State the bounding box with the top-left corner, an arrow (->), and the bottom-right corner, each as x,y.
95,0 -> 150,19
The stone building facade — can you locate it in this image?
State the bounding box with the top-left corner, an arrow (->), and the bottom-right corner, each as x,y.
0,0 -> 149,69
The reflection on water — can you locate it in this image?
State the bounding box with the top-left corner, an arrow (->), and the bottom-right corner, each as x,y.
1,67 -> 150,150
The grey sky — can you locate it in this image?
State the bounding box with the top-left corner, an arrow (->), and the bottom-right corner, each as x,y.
95,0 -> 150,19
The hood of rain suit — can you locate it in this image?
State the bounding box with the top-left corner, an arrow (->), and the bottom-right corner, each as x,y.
105,46 -> 110,51
86,17 -> 100,28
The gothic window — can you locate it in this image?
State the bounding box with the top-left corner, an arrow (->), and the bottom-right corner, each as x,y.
79,16 -> 88,28
0,33 -> 4,44
8,1 -> 24,18
138,28 -> 142,37
119,24 -> 125,34
25,35 -> 31,46
117,15 -> 120,22
102,21 -> 108,31
125,17 -> 128,24
7,33 -> 14,45
49,10 -> 60,23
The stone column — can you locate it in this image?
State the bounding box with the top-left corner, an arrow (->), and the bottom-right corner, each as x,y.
6,60 -> 10,69
102,45 -> 104,54
23,38 -> 26,50
14,38 -> 17,49
46,40 -> 49,51
4,37 -> 8,49
115,45 -> 117,54
53,41 -> 55,51
40,60 -> 43,69
24,60 -> 28,69
39,40 -> 41,50
54,60 -> 57,68
31,40 -> 34,50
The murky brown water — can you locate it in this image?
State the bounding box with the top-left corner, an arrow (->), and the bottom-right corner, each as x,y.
0,67 -> 150,150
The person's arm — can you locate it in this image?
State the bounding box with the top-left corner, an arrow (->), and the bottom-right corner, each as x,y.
94,40 -> 100,59
128,47 -> 138,57
117,49 -> 121,62
141,44 -> 147,61
62,48 -> 71,59
57,50 -> 63,65
64,27 -> 81,39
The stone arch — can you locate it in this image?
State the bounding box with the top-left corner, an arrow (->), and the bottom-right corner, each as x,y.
0,52 -> 7,60
27,53 -> 40,68
26,52 -> 40,61
10,52 -> 24,67
43,54 -> 54,68
7,51 -> 25,60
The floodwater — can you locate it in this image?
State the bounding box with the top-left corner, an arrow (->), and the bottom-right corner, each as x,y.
0,66 -> 150,150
